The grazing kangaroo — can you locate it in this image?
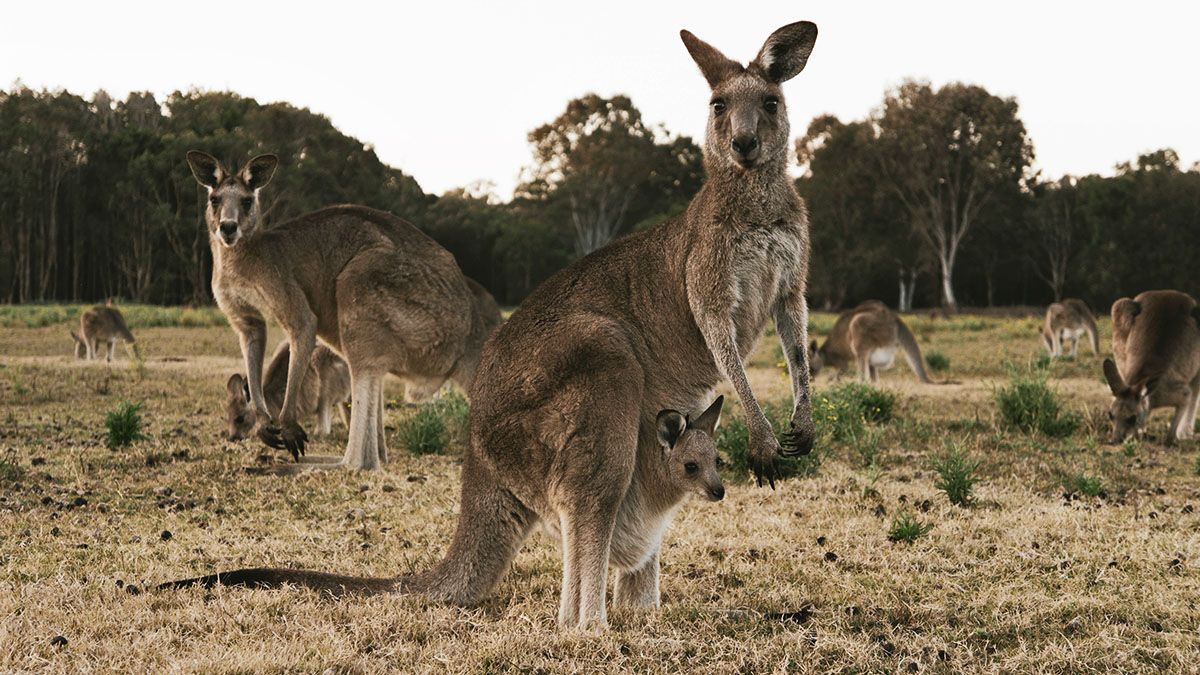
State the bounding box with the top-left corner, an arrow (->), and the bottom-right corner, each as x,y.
1042,298 -> 1099,358
225,341 -> 351,442
70,306 -> 139,361
186,151 -> 497,469
163,23 -> 819,630
809,300 -> 930,383
1102,290 -> 1200,444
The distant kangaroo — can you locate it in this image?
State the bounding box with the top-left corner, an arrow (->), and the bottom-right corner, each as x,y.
186,151 -> 498,469
809,300 -> 931,383
225,341 -> 351,442
1042,298 -> 1099,358
70,305 -> 139,362
1102,290 -> 1200,444
163,23 -> 819,630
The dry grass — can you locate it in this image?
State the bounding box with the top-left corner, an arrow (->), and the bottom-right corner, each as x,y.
2,312 -> 1199,673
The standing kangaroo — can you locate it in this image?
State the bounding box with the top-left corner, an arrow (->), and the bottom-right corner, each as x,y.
70,306 -> 139,361
163,23 -> 820,630
1102,290 -> 1200,444
1042,298 -> 1099,358
809,300 -> 930,383
186,152 -> 497,469
225,341 -> 351,442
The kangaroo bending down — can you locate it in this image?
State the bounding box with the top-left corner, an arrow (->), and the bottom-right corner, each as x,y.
1102,290 -> 1200,444
163,23 -> 819,630
225,341 -> 351,442
186,151 -> 498,469
809,300 -> 930,383
70,306 -> 139,361
1042,298 -> 1099,358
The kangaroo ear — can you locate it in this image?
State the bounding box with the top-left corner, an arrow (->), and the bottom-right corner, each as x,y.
1102,358 -> 1125,396
656,409 -> 688,449
69,330 -> 80,344
680,30 -> 743,88
186,151 -> 226,188
753,21 -> 818,84
227,374 -> 249,400
239,154 -> 277,191
692,395 -> 724,436
809,339 -> 818,353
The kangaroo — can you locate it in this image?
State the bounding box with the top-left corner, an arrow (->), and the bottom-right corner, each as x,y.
70,305 -> 139,361
1102,290 -> 1200,444
185,152 -> 497,469
1042,298 -> 1099,358
809,300 -> 930,383
225,341 -> 351,442
403,276 -> 502,403
162,23 -> 819,630
163,398 -> 728,593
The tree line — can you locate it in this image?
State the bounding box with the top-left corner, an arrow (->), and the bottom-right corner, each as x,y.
1,82 -> 1196,310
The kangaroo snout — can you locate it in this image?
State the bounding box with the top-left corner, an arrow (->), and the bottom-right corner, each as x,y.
219,221 -> 238,243
708,484 -> 725,501
731,133 -> 759,163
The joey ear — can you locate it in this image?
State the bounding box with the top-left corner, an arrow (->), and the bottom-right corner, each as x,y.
656,409 -> 687,449
1102,358 -> 1125,396
752,21 -> 818,83
227,374 -> 248,400
186,151 -> 225,188
680,30 -> 743,88
239,154 -> 278,191
692,395 -> 724,436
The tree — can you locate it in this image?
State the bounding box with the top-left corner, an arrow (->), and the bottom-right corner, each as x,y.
519,94 -> 701,257
1028,177 -> 1082,301
875,82 -> 1034,310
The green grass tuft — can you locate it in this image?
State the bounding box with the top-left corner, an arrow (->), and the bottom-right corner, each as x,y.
888,510 -> 934,543
925,350 -> 951,373
930,442 -> 981,506
397,392 -> 473,457
717,403 -> 821,482
1063,472 -> 1106,498
994,369 -> 1080,437
104,401 -> 146,450
0,451 -> 25,482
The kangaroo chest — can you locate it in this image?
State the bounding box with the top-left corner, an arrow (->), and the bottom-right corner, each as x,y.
729,221 -> 806,353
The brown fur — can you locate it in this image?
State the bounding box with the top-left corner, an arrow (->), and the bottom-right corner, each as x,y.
1103,290 -> 1200,444
185,152 -> 499,469
1042,298 -> 1099,358
809,300 -> 930,383
70,306 -> 138,362
163,23 -> 819,631
225,341 -> 351,442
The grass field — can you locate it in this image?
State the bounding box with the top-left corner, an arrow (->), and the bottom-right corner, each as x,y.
2,308 -> 1198,672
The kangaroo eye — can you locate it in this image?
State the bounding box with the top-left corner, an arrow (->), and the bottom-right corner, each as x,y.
684,461 -> 699,475
234,415 -> 245,425
715,457 -> 726,469
241,197 -> 254,212
764,97 -> 779,114
209,196 -> 221,209
711,99 -> 726,115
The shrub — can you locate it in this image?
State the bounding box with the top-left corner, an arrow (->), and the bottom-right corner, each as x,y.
105,401 -> 146,450
925,351 -> 951,373
812,382 -> 896,444
930,442 -> 981,506
994,370 -> 1080,437
888,510 -> 933,543
435,391 -> 471,441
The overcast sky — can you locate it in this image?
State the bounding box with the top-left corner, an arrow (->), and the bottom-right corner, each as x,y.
4,1 -> 1195,197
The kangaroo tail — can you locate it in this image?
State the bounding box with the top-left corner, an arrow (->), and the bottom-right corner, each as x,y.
411,454 -> 536,605
159,567 -> 398,596
895,317 -> 931,383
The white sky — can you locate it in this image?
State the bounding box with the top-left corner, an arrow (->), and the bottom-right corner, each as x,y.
3,1 -> 1195,197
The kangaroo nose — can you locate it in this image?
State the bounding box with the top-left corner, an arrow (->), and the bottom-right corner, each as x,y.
709,485 -> 725,501
731,134 -> 759,157
220,221 -> 237,237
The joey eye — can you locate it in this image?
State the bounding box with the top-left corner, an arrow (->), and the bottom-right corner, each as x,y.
233,415 -> 246,425
684,461 -> 699,475
764,97 -> 779,114
241,197 -> 254,212
711,99 -> 726,115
